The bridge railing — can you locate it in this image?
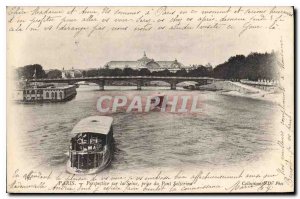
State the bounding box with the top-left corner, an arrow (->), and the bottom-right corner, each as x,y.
29,76 -> 217,81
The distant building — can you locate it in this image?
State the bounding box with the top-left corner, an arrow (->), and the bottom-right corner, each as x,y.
105,52 -> 186,73
62,68 -> 83,78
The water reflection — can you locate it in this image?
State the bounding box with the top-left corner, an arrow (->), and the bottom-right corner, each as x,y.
14,85 -> 279,171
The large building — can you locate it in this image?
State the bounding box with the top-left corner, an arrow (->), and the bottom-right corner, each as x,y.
105,52 -> 186,73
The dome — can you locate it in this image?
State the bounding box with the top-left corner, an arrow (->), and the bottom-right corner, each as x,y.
137,51 -> 153,63
169,59 -> 183,69
146,61 -> 161,69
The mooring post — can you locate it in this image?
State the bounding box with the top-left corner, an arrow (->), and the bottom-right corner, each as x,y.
171,81 -> 176,90
98,80 -> 105,91
137,80 -> 142,90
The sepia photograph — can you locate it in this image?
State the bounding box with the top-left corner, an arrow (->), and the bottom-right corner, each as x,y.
6,5 -> 294,193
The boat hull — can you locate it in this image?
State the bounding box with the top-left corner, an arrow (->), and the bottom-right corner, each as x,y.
66,148 -> 112,175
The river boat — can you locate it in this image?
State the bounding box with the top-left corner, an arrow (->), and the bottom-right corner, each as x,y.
66,116 -> 114,174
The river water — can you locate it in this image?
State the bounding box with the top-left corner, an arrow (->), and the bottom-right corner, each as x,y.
14,85 -> 279,172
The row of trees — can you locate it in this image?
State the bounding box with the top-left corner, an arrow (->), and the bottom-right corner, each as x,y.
16,65 -> 213,79
15,66 -> 74,79
16,64 -> 47,79
16,52 -> 280,81
213,52 -> 279,80
82,66 -> 212,78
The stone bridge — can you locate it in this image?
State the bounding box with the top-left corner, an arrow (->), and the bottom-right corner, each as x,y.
29,76 -> 217,90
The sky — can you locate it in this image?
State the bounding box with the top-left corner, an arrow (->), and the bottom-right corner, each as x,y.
7,6 -> 287,70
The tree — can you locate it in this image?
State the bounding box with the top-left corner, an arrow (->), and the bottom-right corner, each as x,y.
86,69 -> 99,77
123,67 -> 138,76
111,68 -> 123,76
213,52 -> 279,80
138,68 -> 151,76
99,68 -> 111,76
157,69 -> 172,76
175,69 -> 187,77
188,65 -> 210,77
17,64 -> 46,79
47,70 -> 62,79
15,67 -> 24,79
82,70 -> 87,77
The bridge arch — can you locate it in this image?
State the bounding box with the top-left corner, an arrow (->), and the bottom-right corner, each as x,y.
176,79 -> 212,86
144,80 -> 171,87
176,80 -> 199,85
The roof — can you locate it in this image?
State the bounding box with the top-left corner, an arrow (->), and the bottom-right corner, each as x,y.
105,52 -> 185,70
71,116 -> 113,135
24,85 -> 76,90
145,61 -> 161,69
156,61 -> 184,69
137,54 -> 153,63
106,61 -> 140,69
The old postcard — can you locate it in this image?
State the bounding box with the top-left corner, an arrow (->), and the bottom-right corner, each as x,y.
6,6 -> 294,193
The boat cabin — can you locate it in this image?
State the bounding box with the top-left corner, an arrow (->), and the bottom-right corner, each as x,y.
68,116 -> 113,171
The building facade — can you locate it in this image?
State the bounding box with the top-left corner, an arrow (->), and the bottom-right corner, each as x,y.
105,52 -> 186,73
20,85 -> 77,102
62,68 -> 83,78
